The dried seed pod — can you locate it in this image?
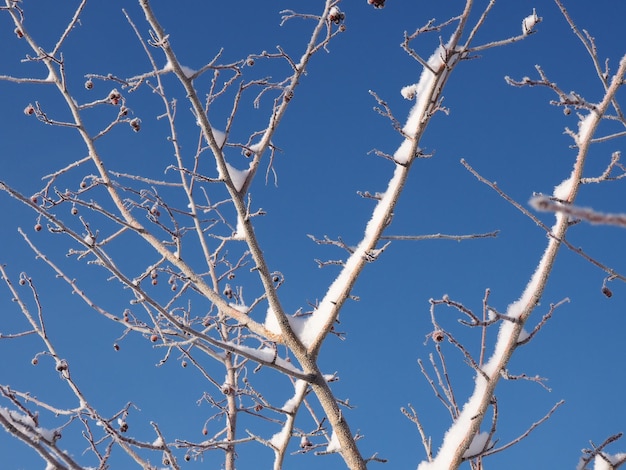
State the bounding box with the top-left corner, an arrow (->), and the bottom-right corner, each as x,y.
602,286 -> 613,298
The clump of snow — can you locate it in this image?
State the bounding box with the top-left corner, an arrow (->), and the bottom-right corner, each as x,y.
462,431 -> 490,458
593,453 -> 626,470
218,162 -> 250,192
326,431 -> 341,453
517,327 -> 530,343
164,59 -> 196,78
553,175 -> 575,200
83,234 -> 95,246
576,112 -> 597,146
223,341 -> 304,375
281,380 -> 307,413
232,215 -> 246,240
180,64 -> 196,78
248,140 -> 264,154
210,128 -> 226,148
522,9 -> 541,35
264,306 -> 281,334
264,307 -> 318,348
393,139 -> 417,164
269,425 -> 291,449
401,84 -> 418,100
228,303 -> 249,314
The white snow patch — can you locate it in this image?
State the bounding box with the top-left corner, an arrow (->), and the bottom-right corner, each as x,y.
281,380 -> 307,413
326,431 -> 341,453
417,375 -> 489,470
394,139 -> 416,164
517,328 -> 530,342
228,303 -> 249,314
164,59 -> 196,78
553,175 -> 575,200
269,425 -> 291,449
264,306 -> 281,335
264,306 -> 319,348
152,436 -> 164,447
249,140 -> 264,154
211,127 -> 226,148
593,454 -> 612,470
219,162 -> 250,192
223,341 -> 304,375
180,64 -> 196,78
593,453 -> 626,470
522,9 -> 541,35
232,215 -> 246,240
577,112 -> 597,146
462,431 -> 490,458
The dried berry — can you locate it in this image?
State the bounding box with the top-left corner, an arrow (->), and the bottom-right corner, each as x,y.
84,79 -> 94,90
113,343 -> 120,351
223,285 -> 233,299
108,89 -> 121,105
150,334 -> 158,342
328,6 -> 345,24
24,104 -> 35,115
432,330 -> 445,342
14,27 -> 23,38
602,286 -> 613,298
368,0 -> 386,8
129,118 -> 141,132
71,207 -> 78,215
34,223 -> 42,232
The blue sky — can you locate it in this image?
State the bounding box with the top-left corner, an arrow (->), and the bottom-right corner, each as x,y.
1,1 -> 626,469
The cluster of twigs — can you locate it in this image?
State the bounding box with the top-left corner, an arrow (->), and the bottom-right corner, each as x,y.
0,1 -> 625,469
